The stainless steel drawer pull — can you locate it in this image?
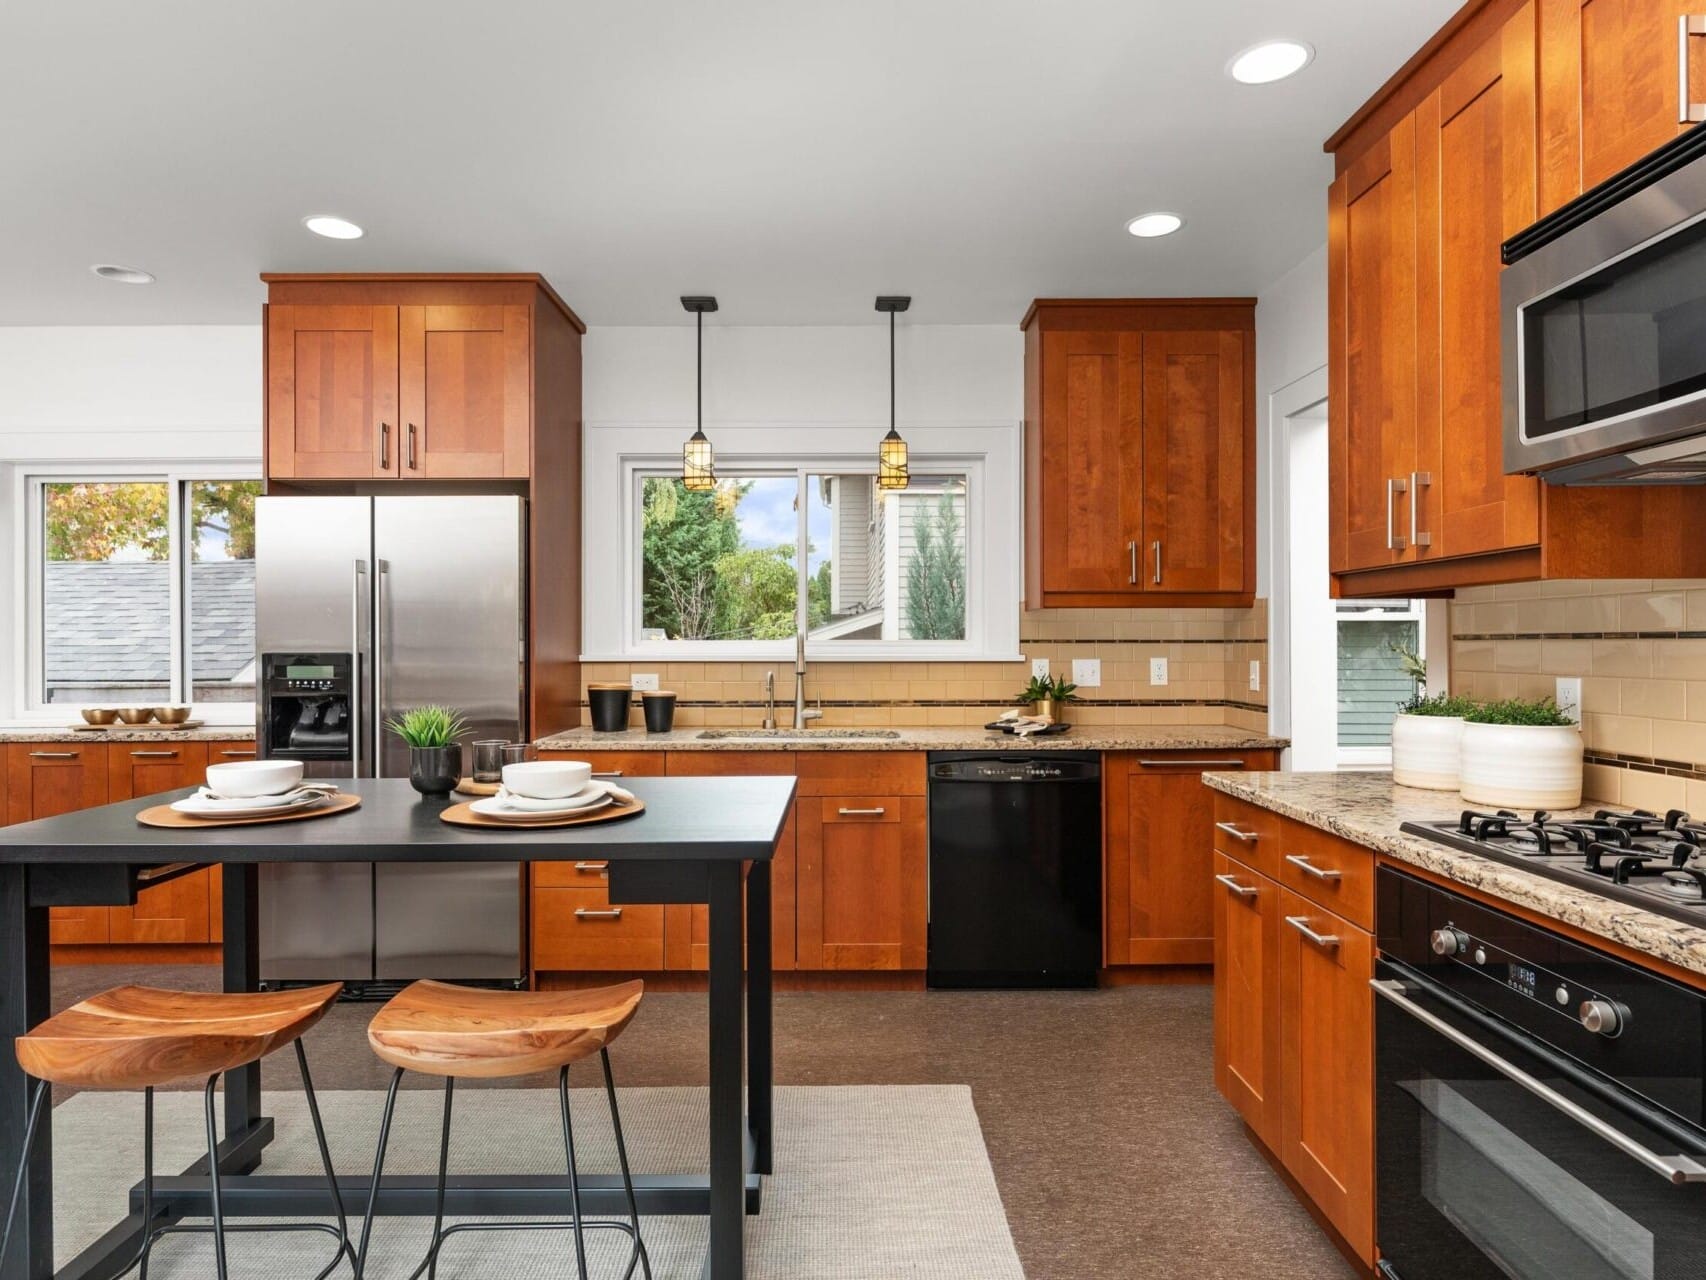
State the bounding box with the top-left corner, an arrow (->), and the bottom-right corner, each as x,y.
573,908 -> 623,921
1214,873 -> 1259,898
1386,476 -> 1409,551
26,751 -> 76,759
1374,979 -> 1706,1184
1137,759 -> 1247,768
219,749 -> 257,758
591,771 -> 623,778
838,807 -> 887,816
1681,15 -> 1706,123
1213,821 -> 1258,843
1285,915 -> 1340,949
1285,853 -> 1343,881
573,861 -> 609,872
130,750 -> 180,758
135,862 -> 197,883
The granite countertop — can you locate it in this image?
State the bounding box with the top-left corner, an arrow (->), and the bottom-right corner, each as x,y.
0,725 -> 256,744
534,725 -> 1289,753
1204,770 -> 1706,979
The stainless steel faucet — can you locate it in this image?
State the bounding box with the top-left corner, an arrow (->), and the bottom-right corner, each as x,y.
762,671 -> 777,730
794,632 -> 823,728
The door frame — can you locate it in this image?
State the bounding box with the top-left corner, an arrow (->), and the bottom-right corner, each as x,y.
1268,365 -> 1330,769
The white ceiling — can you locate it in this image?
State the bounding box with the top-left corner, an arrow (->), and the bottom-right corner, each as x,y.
0,1 -> 1458,327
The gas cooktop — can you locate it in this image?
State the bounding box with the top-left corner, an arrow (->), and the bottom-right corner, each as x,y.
1402,807 -> 1706,927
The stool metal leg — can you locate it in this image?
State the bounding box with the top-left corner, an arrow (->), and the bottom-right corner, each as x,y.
559,1064 -> 591,1280
601,1048 -> 652,1280
296,1039 -> 358,1279
203,1074 -> 230,1280
404,1076 -> 454,1280
0,1078 -> 48,1275
355,1066 -> 405,1280
138,1086 -> 153,1280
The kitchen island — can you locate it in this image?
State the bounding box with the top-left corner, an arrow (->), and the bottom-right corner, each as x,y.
0,775 -> 793,1280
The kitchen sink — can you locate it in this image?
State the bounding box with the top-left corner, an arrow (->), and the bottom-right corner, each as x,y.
694,728 -> 902,741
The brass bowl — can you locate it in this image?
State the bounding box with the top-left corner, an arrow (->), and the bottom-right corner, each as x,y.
115,707 -> 155,725
151,706 -> 192,725
79,707 -> 120,725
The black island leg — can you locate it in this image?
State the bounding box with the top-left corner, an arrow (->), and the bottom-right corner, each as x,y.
0,866 -> 51,1280
704,860 -> 747,1280
220,864 -> 264,1172
744,858 -> 772,1176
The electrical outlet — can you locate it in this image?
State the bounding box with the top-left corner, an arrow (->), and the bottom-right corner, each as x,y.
1249,660 -> 1262,693
1072,658 -> 1101,688
631,674 -> 659,692
1149,657 -> 1169,686
1555,676 -> 1582,722
1031,658 -> 1051,681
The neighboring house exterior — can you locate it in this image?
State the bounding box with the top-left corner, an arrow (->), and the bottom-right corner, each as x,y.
813,475 -> 965,641
43,560 -> 256,704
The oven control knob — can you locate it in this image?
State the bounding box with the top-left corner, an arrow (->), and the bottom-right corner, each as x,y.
1578,1000 -> 1625,1037
1430,928 -> 1468,957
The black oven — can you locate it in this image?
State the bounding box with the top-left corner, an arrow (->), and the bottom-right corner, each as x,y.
1375,869 -> 1706,1280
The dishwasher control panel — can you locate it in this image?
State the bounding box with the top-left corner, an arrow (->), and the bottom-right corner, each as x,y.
929,753 -> 1101,784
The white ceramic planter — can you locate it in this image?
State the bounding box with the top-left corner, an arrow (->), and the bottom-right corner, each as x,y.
1390,714 -> 1465,791
1458,722 -> 1584,810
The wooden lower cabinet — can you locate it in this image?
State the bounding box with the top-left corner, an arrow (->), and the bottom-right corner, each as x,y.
1104,751 -> 1279,965
108,743 -> 215,943
1211,851 -> 1280,1149
8,743 -> 113,944
796,795 -> 927,970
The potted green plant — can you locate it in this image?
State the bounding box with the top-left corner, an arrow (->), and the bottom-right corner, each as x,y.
1459,697 -> 1583,809
1016,675 -> 1078,722
1392,691 -> 1474,792
386,705 -> 469,797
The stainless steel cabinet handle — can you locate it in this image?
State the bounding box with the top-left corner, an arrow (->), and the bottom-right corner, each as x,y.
27,751 -> 76,759
407,423 -> 418,470
1214,821 -> 1259,843
220,748 -> 257,758
573,861 -> 609,872
591,771 -> 624,778
135,861 -> 197,883
1128,540 -> 1137,585
1682,16 -> 1706,123
1285,915 -> 1341,949
1214,873 -> 1259,898
574,907 -> 623,921
1285,853 -> 1343,881
1410,471 -> 1432,548
1137,758 -> 1247,768
838,807 -> 887,816
129,750 -> 180,758
1152,540 -> 1162,585
1373,979 -> 1706,1184
1386,476 -> 1409,551
379,421 -> 390,470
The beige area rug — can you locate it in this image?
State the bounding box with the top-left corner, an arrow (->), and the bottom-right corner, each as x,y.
48,1084 -> 1024,1278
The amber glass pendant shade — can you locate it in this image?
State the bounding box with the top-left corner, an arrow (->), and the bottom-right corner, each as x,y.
877,426 -> 910,490
682,428 -> 715,492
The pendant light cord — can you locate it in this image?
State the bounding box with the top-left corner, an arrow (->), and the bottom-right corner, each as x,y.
697,308 -> 703,433
889,309 -> 896,432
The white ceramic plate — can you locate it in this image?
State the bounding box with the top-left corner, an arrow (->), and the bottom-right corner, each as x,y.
470,793 -> 614,822
170,791 -> 332,820
494,784 -> 611,813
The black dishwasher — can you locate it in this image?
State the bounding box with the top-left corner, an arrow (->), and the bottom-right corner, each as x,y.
926,751 -> 1101,989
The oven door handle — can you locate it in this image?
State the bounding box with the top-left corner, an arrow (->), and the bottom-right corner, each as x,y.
1372,978 -> 1706,1185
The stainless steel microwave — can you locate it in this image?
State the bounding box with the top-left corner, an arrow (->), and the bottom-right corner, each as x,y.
1503,138 -> 1706,483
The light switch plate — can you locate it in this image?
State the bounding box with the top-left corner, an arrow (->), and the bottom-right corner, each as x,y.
1032,658 -> 1051,681
1249,660 -> 1262,693
1149,657 -> 1169,686
1555,676 -> 1582,722
631,674 -> 660,692
1072,658 -> 1101,688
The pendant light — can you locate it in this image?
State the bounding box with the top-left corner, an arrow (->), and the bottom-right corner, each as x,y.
681,296 -> 719,491
876,295 -> 911,490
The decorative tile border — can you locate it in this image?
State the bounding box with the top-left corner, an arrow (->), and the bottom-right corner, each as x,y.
579,696 -> 1266,712
1453,631 -> 1706,642
1584,751 -> 1706,784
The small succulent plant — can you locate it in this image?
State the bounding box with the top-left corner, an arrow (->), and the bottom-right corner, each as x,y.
386,705 -> 468,749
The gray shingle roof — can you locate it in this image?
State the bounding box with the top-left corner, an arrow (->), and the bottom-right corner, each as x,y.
44,560 -> 255,683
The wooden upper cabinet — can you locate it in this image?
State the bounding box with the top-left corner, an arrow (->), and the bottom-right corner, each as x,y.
1541,0 -> 1706,211
266,305 -> 399,480
1415,3 -> 1542,563
1330,117 -> 1419,575
400,305 -> 531,479
1023,301 -> 1255,608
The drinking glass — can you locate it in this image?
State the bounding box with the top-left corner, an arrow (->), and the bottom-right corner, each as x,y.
501,742 -> 532,768
472,739 -> 507,783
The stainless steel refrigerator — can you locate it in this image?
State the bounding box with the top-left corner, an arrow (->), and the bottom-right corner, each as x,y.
253,495 -> 527,987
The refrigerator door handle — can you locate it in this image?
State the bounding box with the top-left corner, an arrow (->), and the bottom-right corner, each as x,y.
353,558 -> 368,777
374,558 -> 389,778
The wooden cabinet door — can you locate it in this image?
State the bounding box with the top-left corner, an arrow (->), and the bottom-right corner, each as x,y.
1038,330 -> 1145,597
1415,5 -> 1542,564
1278,890 -> 1375,1267
400,305 -> 531,479
266,305 -> 399,479
1540,0 -> 1706,209
107,743 -> 213,944
796,796 -> 926,970
1141,331 -> 1247,593
1212,853 -> 1279,1149
1330,115 -> 1420,574
7,745 -> 112,944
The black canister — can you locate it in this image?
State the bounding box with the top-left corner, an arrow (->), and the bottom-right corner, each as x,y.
641,690 -> 678,733
588,683 -> 633,732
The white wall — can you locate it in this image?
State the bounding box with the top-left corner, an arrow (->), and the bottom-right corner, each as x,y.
1253,244 -> 1328,601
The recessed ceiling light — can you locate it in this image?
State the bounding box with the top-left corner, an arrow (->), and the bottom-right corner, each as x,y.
1228,40 -> 1315,85
1126,213 -> 1184,238
302,215 -> 364,240
90,264 -> 155,285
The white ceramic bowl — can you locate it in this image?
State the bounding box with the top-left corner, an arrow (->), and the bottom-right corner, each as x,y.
205,759 -> 304,799
502,760 -> 592,799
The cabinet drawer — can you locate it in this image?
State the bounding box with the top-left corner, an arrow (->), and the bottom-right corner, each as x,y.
535,750 -> 666,778
816,797 -> 903,824
533,858 -> 616,889
532,887 -> 664,970
796,753 -> 925,796
1212,793 -> 1278,879
1275,820 -> 1374,930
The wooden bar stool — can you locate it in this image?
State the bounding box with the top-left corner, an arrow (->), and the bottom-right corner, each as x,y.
357,979 -> 651,1280
0,982 -> 351,1280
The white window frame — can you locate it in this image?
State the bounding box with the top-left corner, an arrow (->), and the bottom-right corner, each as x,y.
14,462 -> 261,726
1335,597 -> 1427,769
582,421 -> 1022,662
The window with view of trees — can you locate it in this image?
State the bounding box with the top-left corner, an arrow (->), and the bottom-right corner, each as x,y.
35,476 -> 260,709
639,470 -> 968,646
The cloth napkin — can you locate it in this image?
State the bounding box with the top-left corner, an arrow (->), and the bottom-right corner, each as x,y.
495,778 -> 637,811
193,784 -> 337,809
